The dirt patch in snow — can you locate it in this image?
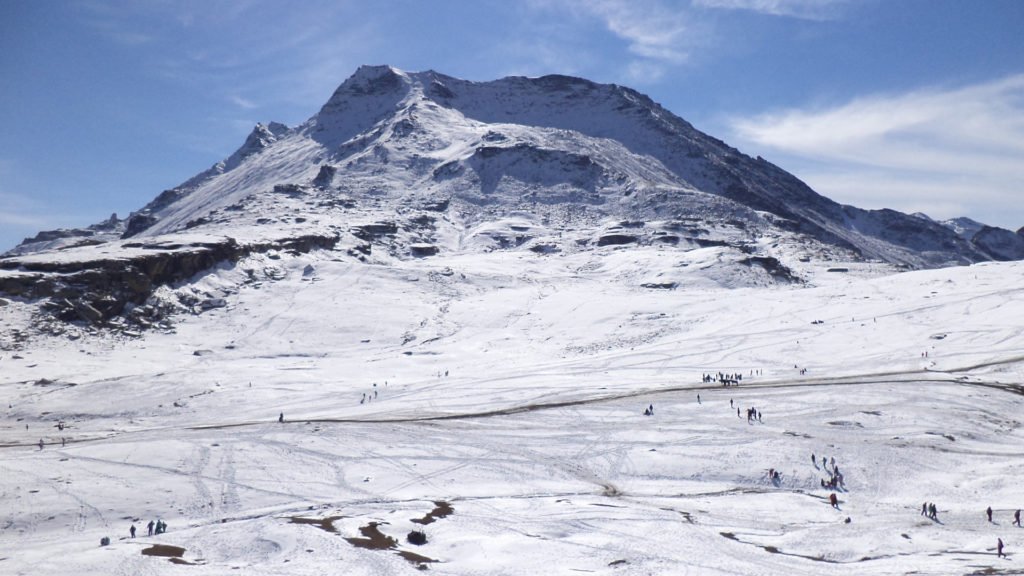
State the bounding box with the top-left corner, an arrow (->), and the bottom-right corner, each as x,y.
289,515 -> 343,533
346,521 -> 438,566
141,544 -> 186,558
411,500 -> 453,525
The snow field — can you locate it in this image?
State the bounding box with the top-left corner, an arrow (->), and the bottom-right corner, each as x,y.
2,253 -> 1023,575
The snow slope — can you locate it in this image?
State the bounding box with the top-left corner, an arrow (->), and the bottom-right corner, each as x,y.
2,244 -> 1023,575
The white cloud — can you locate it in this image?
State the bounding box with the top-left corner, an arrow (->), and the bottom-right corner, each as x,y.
692,0 -> 849,20
229,95 -> 258,110
533,0 -> 701,85
584,0 -> 692,64
728,75 -> 1024,227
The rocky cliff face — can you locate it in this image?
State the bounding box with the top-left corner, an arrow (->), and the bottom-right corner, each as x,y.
1,65 -> 1020,331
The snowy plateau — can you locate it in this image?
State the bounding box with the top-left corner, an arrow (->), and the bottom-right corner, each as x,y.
2,65 -> 1024,576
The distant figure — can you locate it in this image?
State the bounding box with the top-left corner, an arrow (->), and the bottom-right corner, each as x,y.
38,439 -> 43,450
829,493 -> 839,509
643,407 -> 651,416
730,399 -> 733,408
988,506 -> 993,523
697,394 -> 701,404
997,537 -> 1005,558
130,524 -> 136,538
649,404 -> 654,415
148,520 -> 155,536
1014,509 -> 1021,527
921,502 -> 928,516
811,453 -> 816,467
929,503 -> 937,520
278,412 -> 284,423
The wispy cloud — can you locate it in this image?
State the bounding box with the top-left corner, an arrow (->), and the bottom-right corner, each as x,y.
728,74 -> 1024,226
529,0 -> 702,84
692,0 -> 850,20
582,0 -> 692,64
229,95 -> 258,110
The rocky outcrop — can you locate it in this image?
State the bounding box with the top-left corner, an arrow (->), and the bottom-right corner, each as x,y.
0,233 -> 340,326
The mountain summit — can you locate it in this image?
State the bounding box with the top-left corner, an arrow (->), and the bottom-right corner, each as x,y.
2,65 -> 1023,329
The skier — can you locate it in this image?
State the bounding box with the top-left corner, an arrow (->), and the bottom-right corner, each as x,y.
130,524 -> 136,538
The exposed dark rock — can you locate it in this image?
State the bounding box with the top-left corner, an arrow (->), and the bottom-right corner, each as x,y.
352,222 -> 398,240
273,184 -> 308,197
122,214 -> 158,239
0,233 -> 340,328
313,164 -> 337,188
738,256 -> 799,283
529,243 -> 560,254
597,234 -> 638,246
410,244 -> 438,257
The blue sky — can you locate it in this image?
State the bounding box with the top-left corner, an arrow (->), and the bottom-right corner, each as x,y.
1,0 -> 1022,251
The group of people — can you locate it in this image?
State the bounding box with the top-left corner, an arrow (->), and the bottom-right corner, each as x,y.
129,519 -> 167,538
744,406 -> 762,423
703,372 -> 744,386
813,454 -> 845,490
360,381 -> 387,404
921,502 -> 939,521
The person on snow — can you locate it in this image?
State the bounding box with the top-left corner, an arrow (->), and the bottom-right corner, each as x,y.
988,506 -> 994,523
147,520 -> 155,536
998,537 -> 1005,558
921,502 -> 928,516
130,524 -> 136,538
278,412 -> 284,423
929,503 -> 938,520
1014,509 -> 1021,527
829,493 -> 839,509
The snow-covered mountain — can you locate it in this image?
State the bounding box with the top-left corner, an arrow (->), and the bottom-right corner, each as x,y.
4,65 -> 1024,331
3,66 -> 1024,576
